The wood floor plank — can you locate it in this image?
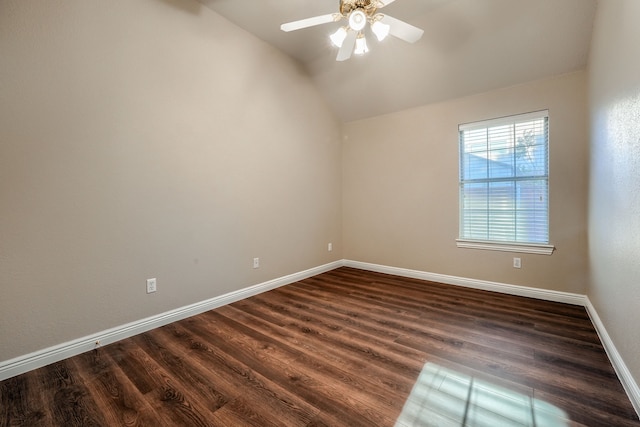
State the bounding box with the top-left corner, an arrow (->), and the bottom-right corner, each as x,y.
1,267 -> 638,426
130,332 -> 230,413
104,340 -> 215,427
0,371 -> 49,426
191,310 -> 398,426
71,349 -> 165,427
223,302 -> 418,396
207,396 -> 283,427
232,294 -> 425,379
157,322 -> 321,427
45,360 -> 108,426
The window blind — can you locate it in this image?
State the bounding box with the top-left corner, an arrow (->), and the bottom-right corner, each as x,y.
459,111 -> 549,244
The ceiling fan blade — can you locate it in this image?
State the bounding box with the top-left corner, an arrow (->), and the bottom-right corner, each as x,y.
377,0 -> 398,7
280,14 -> 338,32
336,30 -> 357,61
381,15 -> 424,43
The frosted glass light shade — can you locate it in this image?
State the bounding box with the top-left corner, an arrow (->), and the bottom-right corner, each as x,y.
371,20 -> 390,41
354,35 -> 369,55
330,27 -> 348,47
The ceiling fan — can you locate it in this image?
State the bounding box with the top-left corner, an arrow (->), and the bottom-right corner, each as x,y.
280,0 -> 424,61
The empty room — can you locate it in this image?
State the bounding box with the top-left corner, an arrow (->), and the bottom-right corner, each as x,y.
1,0 -> 639,425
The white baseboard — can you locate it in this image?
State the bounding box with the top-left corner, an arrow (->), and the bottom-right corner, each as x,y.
343,260 -> 586,305
585,297 -> 640,416
344,259 -> 640,418
0,260 -> 343,382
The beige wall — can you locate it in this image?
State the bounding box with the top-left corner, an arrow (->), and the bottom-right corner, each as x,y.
343,72 -> 589,293
0,0 -> 342,362
588,0 -> 640,388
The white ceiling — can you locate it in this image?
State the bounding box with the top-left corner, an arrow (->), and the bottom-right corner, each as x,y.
199,0 -> 597,122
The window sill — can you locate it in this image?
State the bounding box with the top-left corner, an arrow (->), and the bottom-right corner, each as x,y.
456,239 -> 555,255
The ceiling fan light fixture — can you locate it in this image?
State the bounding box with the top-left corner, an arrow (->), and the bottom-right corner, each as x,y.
371,19 -> 390,41
354,34 -> 369,55
280,0 -> 423,62
348,9 -> 367,32
330,27 -> 348,47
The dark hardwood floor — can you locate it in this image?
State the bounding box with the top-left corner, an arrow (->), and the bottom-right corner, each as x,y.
1,267 -> 639,426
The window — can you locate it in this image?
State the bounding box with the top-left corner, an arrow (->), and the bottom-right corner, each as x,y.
457,111 -> 554,255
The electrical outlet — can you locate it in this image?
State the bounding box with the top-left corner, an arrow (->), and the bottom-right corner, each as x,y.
513,258 -> 521,269
253,257 -> 260,269
328,243 -> 333,252
146,278 -> 157,293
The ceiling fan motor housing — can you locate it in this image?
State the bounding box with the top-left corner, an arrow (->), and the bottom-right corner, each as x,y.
340,0 -> 378,17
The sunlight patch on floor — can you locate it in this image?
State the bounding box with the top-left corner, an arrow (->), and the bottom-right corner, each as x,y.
395,363 -> 569,427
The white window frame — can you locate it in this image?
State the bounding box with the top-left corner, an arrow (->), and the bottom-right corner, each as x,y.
456,110 -> 555,255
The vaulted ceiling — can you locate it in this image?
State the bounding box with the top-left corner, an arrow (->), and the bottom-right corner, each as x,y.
200,0 -> 597,122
